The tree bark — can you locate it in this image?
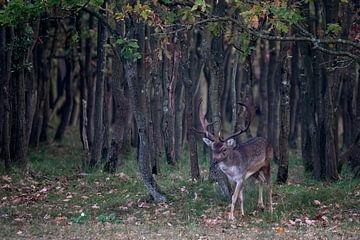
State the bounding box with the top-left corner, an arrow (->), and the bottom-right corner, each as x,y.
125,58 -> 166,202
288,43 -> 300,148
162,49 -> 176,165
1,27 -> 13,171
11,25 -> 30,168
90,7 -> 107,167
257,40 -> 269,139
104,44 -> 130,173
277,49 -> 290,184
202,0 -> 231,199
180,31 -> 200,180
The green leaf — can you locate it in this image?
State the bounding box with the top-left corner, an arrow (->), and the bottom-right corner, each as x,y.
128,41 -> 140,49
98,213 -> 106,223
326,23 -> 342,35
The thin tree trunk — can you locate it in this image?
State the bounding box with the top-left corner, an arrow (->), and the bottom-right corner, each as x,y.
150,39 -> 163,173
288,43 -> 299,148
104,44 -> 130,173
85,15 -> 94,150
277,49 -> 290,184
162,50 -> 176,165
90,7 -> 107,167
125,58 -> 166,202
202,0 -> 231,199
180,31 -> 200,180
257,40 -> 269,138
1,27 -> 14,171
54,56 -> 73,141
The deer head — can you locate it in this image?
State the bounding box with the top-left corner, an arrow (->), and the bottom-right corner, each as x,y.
195,100 -> 273,220
199,102 -> 252,163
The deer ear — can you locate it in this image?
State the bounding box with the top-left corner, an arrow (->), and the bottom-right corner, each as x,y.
202,138 -> 213,147
226,138 -> 236,147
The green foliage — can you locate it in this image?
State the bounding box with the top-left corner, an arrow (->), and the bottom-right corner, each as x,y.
0,0 -> 42,26
191,0 -> 211,13
326,23 -> 342,35
98,213 -> 117,223
11,25 -> 33,70
116,38 -> 142,60
239,32 -> 252,62
0,0 -> 103,27
208,22 -> 221,37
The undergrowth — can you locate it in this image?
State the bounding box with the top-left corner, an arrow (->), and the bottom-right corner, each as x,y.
0,128 -> 359,239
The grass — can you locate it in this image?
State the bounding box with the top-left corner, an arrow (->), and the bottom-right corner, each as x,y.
0,129 -> 359,239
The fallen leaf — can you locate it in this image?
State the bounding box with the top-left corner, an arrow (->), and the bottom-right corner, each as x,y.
289,219 -> 296,225
276,227 -> 286,234
321,215 -> 329,225
1,175 -> 12,182
335,203 -> 340,209
313,200 -> 321,206
55,216 -> 67,223
91,204 -> 100,209
305,217 -> 315,225
138,202 -> 150,209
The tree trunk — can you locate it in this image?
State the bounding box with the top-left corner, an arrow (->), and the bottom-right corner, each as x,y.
180,31 -> 200,180
288,43 -> 300,148
162,50 -> 176,165
54,56 -> 73,141
11,25 -> 30,168
202,0 -> 231,199
257,40 -> 269,139
277,49 -> 290,184
150,39 -> 163,174
104,55 -> 129,173
1,27 -> 14,171
267,40 -> 280,161
125,58 -> 166,202
85,14 -> 94,150
174,80 -> 183,162
90,7 -> 107,167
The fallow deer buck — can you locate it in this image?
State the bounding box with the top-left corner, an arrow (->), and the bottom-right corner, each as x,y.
196,101 -> 273,220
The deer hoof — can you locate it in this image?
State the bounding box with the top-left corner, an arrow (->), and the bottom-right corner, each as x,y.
229,213 -> 235,221
258,203 -> 265,211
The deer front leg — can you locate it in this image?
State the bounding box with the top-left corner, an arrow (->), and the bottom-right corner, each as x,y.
229,182 -> 241,221
257,177 -> 264,210
239,188 -> 244,216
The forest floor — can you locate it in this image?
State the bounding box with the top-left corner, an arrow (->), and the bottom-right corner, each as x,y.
0,129 -> 359,239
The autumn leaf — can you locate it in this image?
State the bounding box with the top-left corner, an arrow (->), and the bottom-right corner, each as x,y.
251,15 -> 259,29
276,227 -> 286,234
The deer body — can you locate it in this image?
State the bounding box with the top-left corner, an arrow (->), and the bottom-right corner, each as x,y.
195,100 -> 273,220
203,136 -> 273,220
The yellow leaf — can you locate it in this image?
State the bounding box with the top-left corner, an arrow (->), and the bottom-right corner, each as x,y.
251,15 -> 259,29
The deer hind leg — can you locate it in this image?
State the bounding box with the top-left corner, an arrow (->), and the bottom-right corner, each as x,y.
256,174 -> 265,210
230,181 -> 242,220
263,165 -> 273,213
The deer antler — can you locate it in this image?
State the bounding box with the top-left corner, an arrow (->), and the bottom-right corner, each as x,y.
224,102 -> 253,141
192,98 -> 216,141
